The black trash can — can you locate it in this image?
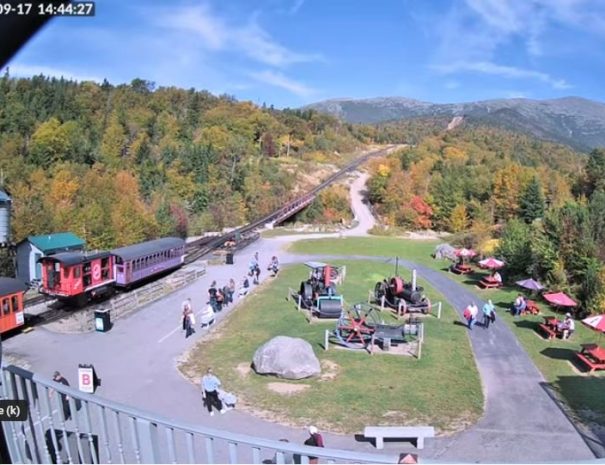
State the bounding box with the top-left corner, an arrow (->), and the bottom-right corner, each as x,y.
226,252 -> 234,265
94,309 -> 111,332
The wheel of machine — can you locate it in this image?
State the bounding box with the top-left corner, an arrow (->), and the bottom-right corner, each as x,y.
422,298 -> 432,314
399,298 -> 407,316
374,281 -> 386,301
317,299 -> 343,318
390,277 -> 404,295
300,282 -> 313,301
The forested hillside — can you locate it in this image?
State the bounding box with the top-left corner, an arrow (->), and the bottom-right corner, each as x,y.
367,126 -> 605,315
0,74 -> 370,249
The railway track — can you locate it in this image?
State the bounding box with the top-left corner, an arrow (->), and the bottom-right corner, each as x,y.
21,145 -> 396,324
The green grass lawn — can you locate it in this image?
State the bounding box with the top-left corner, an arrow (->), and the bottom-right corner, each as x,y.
289,237 -> 605,426
179,260 -> 482,434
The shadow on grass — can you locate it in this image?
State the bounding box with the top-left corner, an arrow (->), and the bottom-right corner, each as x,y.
494,301 -> 513,311
542,377 -> 605,456
541,347 -> 575,361
513,319 -> 537,330
452,321 -> 469,329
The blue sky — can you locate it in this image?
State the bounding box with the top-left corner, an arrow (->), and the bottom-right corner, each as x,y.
4,0 -> 605,108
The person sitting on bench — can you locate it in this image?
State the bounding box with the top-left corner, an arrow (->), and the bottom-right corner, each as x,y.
492,271 -> 502,284
512,294 -> 526,316
558,313 -> 575,339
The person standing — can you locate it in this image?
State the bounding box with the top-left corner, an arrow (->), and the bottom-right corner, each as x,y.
228,278 -> 236,302
208,281 -> 218,312
52,371 -> 72,420
201,368 -> 224,416
482,300 -> 495,329
303,426 -> 324,464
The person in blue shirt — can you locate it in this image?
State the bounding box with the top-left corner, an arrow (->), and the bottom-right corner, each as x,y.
482,299 -> 495,329
201,368 -> 224,416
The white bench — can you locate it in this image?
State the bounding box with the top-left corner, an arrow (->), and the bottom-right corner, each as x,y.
363,426 -> 435,449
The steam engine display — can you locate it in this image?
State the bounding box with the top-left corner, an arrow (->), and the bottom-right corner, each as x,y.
38,237 -> 185,305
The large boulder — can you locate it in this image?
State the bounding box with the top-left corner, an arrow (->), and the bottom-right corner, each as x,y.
253,336 -> 321,380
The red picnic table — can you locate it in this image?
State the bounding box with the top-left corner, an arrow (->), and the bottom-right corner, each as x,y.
537,316 -> 562,340
478,276 -> 502,289
451,263 -> 473,275
576,344 -> 605,373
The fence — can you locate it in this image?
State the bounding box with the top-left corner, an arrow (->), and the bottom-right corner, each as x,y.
1,365 -> 398,464
106,267 -> 206,322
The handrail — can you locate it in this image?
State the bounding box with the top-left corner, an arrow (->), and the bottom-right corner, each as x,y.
1,365 -> 398,464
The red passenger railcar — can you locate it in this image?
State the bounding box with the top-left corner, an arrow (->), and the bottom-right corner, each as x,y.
38,251 -> 115,305
0,278 -> 28,333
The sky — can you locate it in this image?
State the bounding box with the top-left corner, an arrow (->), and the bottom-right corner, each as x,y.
4,0 -> 605,108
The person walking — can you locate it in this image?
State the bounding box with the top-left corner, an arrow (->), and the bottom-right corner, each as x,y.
182,298 -> 193,331
464,302 -> 478,330
482,299 -> 495,329
228,278 -> 236,302
52,371 -> 72,420
184,306 -> 196,338
201,368 -> 225,416
303,426 -> 324,464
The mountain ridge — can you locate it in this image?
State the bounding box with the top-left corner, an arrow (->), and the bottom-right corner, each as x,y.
305,96 -> 605,151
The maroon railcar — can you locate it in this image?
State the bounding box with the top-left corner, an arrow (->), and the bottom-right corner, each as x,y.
39,251 -> 115,305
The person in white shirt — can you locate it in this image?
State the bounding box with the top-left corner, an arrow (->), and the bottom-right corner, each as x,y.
492,271 -> 502,283
559,313 -> 575,339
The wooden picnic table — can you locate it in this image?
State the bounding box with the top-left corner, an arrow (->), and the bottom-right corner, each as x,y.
538,316 -> 562,340
576,344 -> 605,373
523,299 -> 540,315
451,263 -> 473,274
478,276 -> 502,289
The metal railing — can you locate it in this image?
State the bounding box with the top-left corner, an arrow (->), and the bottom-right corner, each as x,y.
1,365 -> 398,464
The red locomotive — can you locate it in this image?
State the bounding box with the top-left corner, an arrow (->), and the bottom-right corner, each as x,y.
0,278 -> 28,333
38,251 -> 115,306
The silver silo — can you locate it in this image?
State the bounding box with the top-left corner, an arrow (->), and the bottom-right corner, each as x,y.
0,189 -> 11,246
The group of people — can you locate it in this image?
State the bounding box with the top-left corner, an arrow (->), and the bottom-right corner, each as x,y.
463,300 -> 496,330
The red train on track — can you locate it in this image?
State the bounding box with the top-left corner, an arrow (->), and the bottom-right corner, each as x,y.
0,278 -> 28,334
38,237 -> 186,306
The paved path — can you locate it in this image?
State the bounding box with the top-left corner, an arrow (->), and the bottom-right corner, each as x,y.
2,171 -> 598,463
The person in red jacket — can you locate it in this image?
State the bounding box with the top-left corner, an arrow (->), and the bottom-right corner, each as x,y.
304,426 -> 324,464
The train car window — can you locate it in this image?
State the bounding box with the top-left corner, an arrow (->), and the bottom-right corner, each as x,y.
102,257 -> 109,268
74,267 -> 81,278
115,256 -> 122,265
63,267 -> 70,279
83,275 -> 91,287
2,298 -> 10,316
11,295 -> 19,312
84,262 -> 91,273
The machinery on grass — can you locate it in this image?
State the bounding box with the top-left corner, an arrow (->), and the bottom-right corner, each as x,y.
374,259 -> 431,315
298,261 -> 344,318
331,303 -> 417,351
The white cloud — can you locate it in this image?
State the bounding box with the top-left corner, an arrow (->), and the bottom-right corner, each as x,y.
249,70 -> 315,97
154,4 -> 322,67
5,64 -> 103,83
435,61 -> 572,89
445,80 -> 460,89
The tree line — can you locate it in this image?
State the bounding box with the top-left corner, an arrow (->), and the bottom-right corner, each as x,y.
0,73 -> 379,249
366,125 -> 604,316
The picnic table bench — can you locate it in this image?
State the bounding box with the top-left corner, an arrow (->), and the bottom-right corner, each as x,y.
478,276 -> 502,289
537,323 -> 556,340
363,426 -> 435,450
576,345 -> 605,373
451,263 -> 472,275
522,299 -> 540,315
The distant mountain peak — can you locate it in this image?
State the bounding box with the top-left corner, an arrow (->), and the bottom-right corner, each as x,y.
304,96 -> 605,151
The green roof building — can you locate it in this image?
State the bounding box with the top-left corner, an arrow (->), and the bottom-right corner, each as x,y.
16,232 -> 86,284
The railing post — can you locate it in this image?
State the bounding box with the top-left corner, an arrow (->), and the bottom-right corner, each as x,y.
380,295 -> 385,310
324,330 -> 329,351
437,302 -> 442,319
136,418 -> 160,463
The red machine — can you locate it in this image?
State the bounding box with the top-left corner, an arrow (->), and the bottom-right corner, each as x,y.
38,251 -> 115,305
0,278 -> 28,333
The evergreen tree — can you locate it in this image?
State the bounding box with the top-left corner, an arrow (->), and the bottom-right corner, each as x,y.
519,176 -> 545,223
